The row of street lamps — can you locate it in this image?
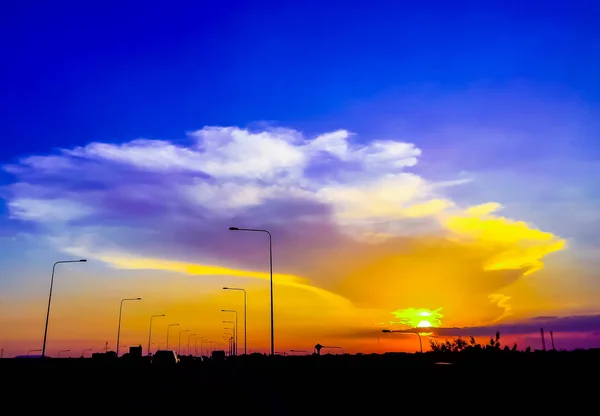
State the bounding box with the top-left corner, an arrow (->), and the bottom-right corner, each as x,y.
40,226 -> 274,358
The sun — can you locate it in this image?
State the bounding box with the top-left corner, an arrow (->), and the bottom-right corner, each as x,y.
392,308 -> 444,328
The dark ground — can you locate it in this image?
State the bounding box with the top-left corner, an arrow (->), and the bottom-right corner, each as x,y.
2,351 -> 596,412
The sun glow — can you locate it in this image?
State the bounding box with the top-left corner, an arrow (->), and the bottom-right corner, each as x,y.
392,308 -> 444,328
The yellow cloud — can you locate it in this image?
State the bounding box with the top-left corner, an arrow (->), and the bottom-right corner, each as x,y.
98,255 -> 354,309
402,199 -> 455,218
442,202 -> 566,275
488,294 -> 512,323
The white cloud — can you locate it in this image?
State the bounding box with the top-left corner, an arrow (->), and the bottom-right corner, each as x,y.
7,198 -> 93,222
3,126 -> 466,242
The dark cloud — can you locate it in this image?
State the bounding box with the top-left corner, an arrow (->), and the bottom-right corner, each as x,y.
423,315 -> 600,337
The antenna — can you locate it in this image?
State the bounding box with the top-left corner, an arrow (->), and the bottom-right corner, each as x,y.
540,328 -> 546,351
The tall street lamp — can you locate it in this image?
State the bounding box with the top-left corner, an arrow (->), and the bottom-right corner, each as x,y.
116,297 -> 142,357
148,314 -> 165,356
223,287 -> 247,355
187,333 -> 196,356
223,321 -> 236,356
166,324 -> 179,350
222,310 -> 238,356
41,259 -> 87,358
178,329 -> 189,356
382,329 -> 423,353
228,227 -> 274,356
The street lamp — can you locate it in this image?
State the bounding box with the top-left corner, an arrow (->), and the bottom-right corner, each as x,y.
41,259 -> 87,358
382,329 -> 423,353
187,333 -> 196,356
222,332 -> 234,356
224,321 -> 236,356
223,287 -> 247,355
116,297 -> 142,357
224,327 -> 234,356
228,227 -> 274,356
58,349 -> 70,358
81,348 -> 92,357
178,329 -> 189,356
222,310 -> 238,355
166,324 -> 179,350
194,336 -> 204,356
200,338 -> 209,356
223,335 -> 233,356
147,314 -> 165,356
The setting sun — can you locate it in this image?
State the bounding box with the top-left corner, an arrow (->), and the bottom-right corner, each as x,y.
417,320 -> 433,328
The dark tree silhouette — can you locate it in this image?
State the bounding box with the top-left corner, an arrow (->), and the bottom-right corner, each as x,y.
429,332 -> 519,353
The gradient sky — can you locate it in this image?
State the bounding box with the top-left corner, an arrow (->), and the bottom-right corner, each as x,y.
1,0 -> 600,358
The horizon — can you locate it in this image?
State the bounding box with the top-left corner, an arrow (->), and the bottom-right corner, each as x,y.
1,1 -> 600,358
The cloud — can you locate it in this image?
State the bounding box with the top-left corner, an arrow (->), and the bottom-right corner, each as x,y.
339,314 -> 600,342
425,314 -> 600,337
1,126 -> 566,327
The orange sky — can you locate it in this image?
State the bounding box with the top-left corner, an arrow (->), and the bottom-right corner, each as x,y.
2,200 -> 591,358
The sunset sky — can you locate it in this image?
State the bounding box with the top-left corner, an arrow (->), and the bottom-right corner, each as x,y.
1,1 -> 599,358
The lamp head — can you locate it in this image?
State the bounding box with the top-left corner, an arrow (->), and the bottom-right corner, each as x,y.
382,330 -> 391,333
223,287 -> 228,290
228,227 -> 239,231
136,297 -> 142,300
79,259 -> 87,262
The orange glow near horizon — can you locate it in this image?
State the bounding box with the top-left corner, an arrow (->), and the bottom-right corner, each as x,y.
0,201 -> 585,358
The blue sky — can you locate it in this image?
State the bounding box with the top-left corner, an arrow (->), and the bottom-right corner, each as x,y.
1,1 -> 600,354
2,0 -> 599,159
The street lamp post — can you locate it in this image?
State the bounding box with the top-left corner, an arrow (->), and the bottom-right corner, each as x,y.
41,259 -> 87,358
222,310 -> 238,355
116,297 -> 142,357
223,287 -> 247,355
223,333 -> 233,356
223,336 -> 232,356
382,329 -> 423,353
228,227 -> 274,356
224,328 -> 234,356
224,321 -> 236,356
147,314 -> 165,356
187,333 -> 196,356
178,329 -> 189,356
166,324 -> 179,350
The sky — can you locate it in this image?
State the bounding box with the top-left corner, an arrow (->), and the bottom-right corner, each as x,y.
1,0 -> 600,358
